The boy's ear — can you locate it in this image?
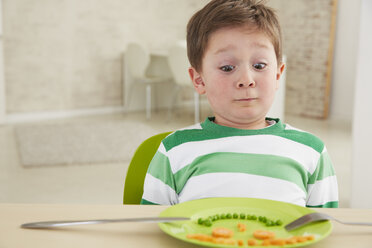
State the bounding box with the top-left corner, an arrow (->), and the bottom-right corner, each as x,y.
275,63 -> 286,89
188,67 -> 206,95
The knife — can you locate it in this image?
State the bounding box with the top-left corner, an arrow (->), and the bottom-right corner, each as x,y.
21,216 -> 190,229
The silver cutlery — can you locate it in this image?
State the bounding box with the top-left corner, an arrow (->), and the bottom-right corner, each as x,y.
21,216 -> 190,229
285,212 -> 372,231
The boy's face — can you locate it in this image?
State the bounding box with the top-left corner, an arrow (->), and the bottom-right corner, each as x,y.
189,25 -> 285,129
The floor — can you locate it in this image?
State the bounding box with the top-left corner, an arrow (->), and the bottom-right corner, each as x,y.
0,108 -> 352,207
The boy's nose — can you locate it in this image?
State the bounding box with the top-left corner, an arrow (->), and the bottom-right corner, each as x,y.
237,80 -> 256,88
237,67 -> 255,88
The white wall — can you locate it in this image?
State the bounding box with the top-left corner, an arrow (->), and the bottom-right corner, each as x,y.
329,0 -> 360,122
268,0 -> 357,122
0,0 -> 5,124
350,0 -> 372,208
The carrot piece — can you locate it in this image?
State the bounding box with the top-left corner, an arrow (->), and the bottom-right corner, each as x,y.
262,239 -> 271,246
270,238 -> 286,246
253,230 -> 275,240
186,233 -> 214,242
237,223 -> 246,232
305,235 -> 315,241
296,236 -> 307,243
247,239 -> 257,246
212,227 -> 234,238
213,238 -> 236,245
285,237 -> 298,244
187,233 -> 237,246
237,239 -> 244,246
186,233 -> 200,239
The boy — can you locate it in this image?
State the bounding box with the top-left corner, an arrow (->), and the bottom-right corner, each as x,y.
141,0 -> 338,208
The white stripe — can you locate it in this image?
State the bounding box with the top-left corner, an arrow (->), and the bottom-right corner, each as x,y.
322,146 -> 328,153
142,174 -> 178,205
306,175 -> 338,206
167,135 -> 320,174
285,123 -> 305,132
158,142 -> 166,154
177,123 -> 203,131
178,173 -> 306,207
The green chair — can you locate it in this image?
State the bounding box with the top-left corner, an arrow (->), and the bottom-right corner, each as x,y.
123,131 -> 172,204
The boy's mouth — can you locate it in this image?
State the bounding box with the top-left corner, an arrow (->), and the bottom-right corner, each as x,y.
235,97 -> 258,101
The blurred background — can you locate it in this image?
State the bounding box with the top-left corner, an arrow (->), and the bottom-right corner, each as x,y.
0,0 -> 370,208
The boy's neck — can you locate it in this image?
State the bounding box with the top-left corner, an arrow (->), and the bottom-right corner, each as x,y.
212,116 -> 271,130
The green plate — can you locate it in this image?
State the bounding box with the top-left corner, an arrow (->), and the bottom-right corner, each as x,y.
158,197 -> 332,247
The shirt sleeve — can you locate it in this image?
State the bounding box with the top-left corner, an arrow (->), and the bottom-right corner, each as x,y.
140,143 -> 178,205
306,147 -> 339,208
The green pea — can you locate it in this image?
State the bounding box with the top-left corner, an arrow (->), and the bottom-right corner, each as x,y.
265,220 -> 274,226
275,220 -> 283,226
197,212 -> 281,228
204,219 -> 212,227
259,216 -> 265,221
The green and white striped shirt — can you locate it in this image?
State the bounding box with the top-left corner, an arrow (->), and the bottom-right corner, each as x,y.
141,117 -> 338,208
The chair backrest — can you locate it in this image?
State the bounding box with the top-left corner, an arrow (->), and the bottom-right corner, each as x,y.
123,131 -> 172,204
168,41 -> 191,86
125,42 -> 150,79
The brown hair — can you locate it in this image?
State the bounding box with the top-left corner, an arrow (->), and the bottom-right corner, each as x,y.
186,0 -> 282,72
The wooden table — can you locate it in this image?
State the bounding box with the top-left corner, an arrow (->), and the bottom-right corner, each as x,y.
1,204 -> 372,247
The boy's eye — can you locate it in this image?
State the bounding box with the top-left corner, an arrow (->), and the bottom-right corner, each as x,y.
253,63 -> 266,70
220,65 -> 235,72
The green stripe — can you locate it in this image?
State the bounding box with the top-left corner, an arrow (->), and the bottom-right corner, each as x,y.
162,117 -> 282,151
308,151 -> 336,184
147,151 -> 177,191
280,128 -> 324,153
162,117 -> 324,153
307,201 -> 338,208
140,198 -> 159,205
173,152 -> 309,194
